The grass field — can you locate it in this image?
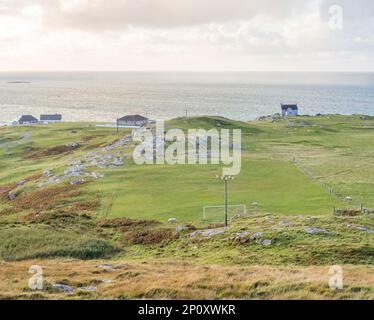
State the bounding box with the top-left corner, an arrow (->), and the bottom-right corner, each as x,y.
0,115 -> 373,299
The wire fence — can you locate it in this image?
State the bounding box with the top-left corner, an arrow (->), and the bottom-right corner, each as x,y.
292,157 -> 373,215
292,157 -> 340,199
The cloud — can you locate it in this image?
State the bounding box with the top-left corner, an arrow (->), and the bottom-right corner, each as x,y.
37,0 -> 310,30
0,0 -> 374,71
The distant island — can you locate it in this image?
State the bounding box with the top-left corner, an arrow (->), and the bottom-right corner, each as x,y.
7,81 -> 31,84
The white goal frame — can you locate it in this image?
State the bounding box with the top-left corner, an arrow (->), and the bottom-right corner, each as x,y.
203,204 -> 247,221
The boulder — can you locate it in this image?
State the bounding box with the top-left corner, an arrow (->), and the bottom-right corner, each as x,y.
188,229 -> 226,239
251,232 -> 263,240
8,192 -> 16,201
43,169 -> 53,177
304,227 -> 329,235
53,284 -> 74,293
97,264 -> 116,272
168,218 -> 177,224
16,180 -> 27,187
70,179 -> 85,186
279,219 -> 293,226
233,231 -> 251,243
176,225 -> 186,233
101,279 -> 113,284
347,224 -> 374,234
261,240 -> 273,246
66,143 -> 80,149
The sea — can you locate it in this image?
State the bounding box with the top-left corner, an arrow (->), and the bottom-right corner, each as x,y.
0,72 -> 374,123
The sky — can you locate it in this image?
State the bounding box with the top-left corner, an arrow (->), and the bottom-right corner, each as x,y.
1,0 -> 374,71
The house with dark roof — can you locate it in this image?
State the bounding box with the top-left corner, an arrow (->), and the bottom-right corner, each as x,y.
40,114 -> 62,124
281,104 -> 298,117
18,115 -> 38,125
117,114 -> 149,127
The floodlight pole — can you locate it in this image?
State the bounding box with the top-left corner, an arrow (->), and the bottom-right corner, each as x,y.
224,178 -> 228,227
219,175 -> 233,227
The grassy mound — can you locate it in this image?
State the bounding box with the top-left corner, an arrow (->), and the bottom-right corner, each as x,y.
0,227 -> 119,261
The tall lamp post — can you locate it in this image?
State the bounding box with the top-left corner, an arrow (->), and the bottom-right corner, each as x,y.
218,175 -> 234,227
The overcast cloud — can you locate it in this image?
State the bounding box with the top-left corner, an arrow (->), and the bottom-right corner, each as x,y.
0,0 -> 374,71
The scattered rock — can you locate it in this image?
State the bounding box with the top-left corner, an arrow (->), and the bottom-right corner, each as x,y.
101,279 -> 113,284
176,225 -> 187,233
363,208 -> 373,214
78,286 -> 96,292
43,169 -> 53,177
66,143 -> 80,149
188,228 -> 226,239
345,196 -> 353,201
48,176 -> 61,184
261,239 -> 273,246
97,264 -> 116,272
233,231 -> 251,243
70,179 -> 85,186
16,180 -> 27,187
279,219 -> 293,226
304,227 -> 329,235
251,232 -> 263,240
234,231 -> 250,239
347,224 -> 374,234
168,218 -> 177,224
112,158 -> 124,166
7,192 -> 16,201
53,284 -> 74,293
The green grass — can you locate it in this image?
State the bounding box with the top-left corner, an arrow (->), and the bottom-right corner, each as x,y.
120,214 -> 374,267
1,115 -> 374,222
3,115 -> 373,223
0,226 -> 118,261
0,123 -> 124,186
99,158 -> 337,222
0,116 -> 373,301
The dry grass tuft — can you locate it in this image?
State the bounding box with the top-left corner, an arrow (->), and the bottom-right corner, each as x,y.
122,228 -> 178,245
0,207 -> 19,217
68,200 -> 100,213
0,173 -> 42,203
14,184 -> 81,212
18,211 -> 91,223
26,145 -> 77,159
0,260 -> 372,300
97,218 -> 160,229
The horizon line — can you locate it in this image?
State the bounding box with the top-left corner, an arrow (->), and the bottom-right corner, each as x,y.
1,70 -> 374,73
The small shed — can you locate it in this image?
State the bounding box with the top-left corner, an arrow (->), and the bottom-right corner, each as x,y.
117,115 -> 149,127
40,114 -> 62,123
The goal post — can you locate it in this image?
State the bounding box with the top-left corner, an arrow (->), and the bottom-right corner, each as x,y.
203,204 -> 247,224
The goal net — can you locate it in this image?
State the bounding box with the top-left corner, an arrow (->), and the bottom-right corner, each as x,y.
203,205 -> 247,224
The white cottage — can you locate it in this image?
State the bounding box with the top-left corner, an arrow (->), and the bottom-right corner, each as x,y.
281,104 -> 298,117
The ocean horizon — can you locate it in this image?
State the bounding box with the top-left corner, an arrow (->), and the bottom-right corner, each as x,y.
1,71 -> 374,123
